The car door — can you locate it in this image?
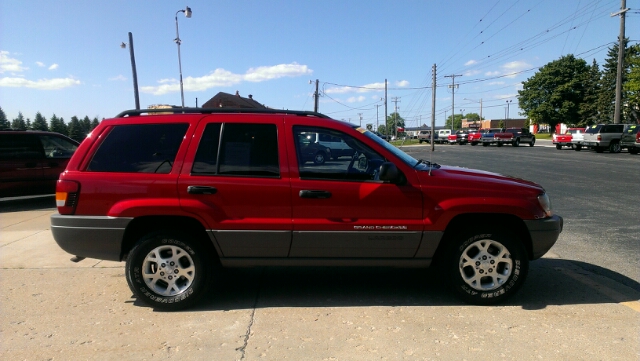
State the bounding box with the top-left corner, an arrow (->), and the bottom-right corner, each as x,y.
288,125 -> 423,258
178,115 -> 292,258
0,133 -> 45,198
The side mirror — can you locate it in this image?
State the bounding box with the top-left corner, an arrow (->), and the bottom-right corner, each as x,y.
379,162 -> 405,185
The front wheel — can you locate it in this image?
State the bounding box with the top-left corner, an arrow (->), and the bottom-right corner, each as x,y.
513,138 -> 520,147
125,231 -> 212,311
529,138 -> 535,147
313,152 -> 326,165
609,142 -> 621,153
445,230 -> 529,305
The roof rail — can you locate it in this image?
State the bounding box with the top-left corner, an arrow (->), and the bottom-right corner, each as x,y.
114,107 -> 331,119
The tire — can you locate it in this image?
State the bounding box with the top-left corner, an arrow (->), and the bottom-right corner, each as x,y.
313,152 -> 326,165
575,144 -> 582,151
513,138 -> 520,147
555,144 -> 562,150
630,148 -> 639,155
482,143 -> 489,147
125,231 -> 212,311
609,141 -> 621,153
445,230 -> 529,305
497,142 -> 503,147
471,142 -> 478,146
529,138 -> 535,147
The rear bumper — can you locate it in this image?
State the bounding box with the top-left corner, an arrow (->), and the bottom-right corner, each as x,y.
524,215 -> 563,260
50,214 -> 132,261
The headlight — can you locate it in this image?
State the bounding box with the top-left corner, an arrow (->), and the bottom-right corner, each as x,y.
537,193 -> 553,217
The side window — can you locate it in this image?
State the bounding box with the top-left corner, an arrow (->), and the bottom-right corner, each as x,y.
0,134 -> 42,159
293,126 -> 385,182
192,123 -> 279,177
39,135 -> 78,159
88,123 -> 188,173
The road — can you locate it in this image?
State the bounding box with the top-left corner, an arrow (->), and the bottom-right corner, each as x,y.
1,141 -> 639,360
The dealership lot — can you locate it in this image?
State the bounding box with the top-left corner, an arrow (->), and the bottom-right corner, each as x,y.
1,143 -> 639,360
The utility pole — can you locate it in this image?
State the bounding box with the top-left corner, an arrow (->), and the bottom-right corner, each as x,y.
375,104 -> 382,131
445,74 -> 462,132
384,79 -> 388,134
612,0 -> 628,124
431,64 -> 436,151
358,113 -> 363,127
313,79 -> 319,113
391,97 -> 401,138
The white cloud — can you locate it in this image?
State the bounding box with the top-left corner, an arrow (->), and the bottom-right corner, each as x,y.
488,81 -> 505,85
0,76 -> 81,90
485,71 -> 500,76
36,62 -> 45,67
0,51 -> 28,73
141,63 -> 312,95
48,64 -> 58,70
465,60 -> 477,66
109,75 -> 127,81
395,80 -> 409,87
346,96 -> 366,103
325,82 -> 386,94
501,61 -> 531,78
464,70 -> 481,77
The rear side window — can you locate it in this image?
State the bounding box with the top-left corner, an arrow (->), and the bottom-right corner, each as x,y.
88,123 -> 188,173
585,125 -> 603,134
625,125 -> 638,134
38,135 -> 78,159
192,123 -> 279,177
0,134 -> 42,159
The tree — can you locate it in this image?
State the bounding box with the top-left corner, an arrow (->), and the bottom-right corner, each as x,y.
578,59 -> 602,126
90,117 -> 100,130
385,112 -> 405,136
67,116 -> 84,142
0,106 -> 9,129
444,114 -> 463,130
49,114 -> 68,134
81,116 -> 92,137
12,112 -> 26,130
623,44 -> 640,123
518,55 -> 590,134
597,39 -> 637,123
32,112 -> 49,131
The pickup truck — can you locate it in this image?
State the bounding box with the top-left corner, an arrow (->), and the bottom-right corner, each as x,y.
582,123 -> 627,153
417,130 -> 437,144
468,129 -> 483,146
448,129 -> 471,145
50,107 -> 562,310
553,128 -> 585,150
502,128 -> 536,147
480,128 -> 503,146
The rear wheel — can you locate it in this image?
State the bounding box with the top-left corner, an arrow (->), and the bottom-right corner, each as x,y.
529,138 -> 535,147
609,141 -> 621,153
445,229 -> 529,305
125,230 -> 212,311
497,142 -> 503,147
555,144 -> 562,150
575,144 -> 582,151
513,138 -> 520,147
313,152 -> 326,165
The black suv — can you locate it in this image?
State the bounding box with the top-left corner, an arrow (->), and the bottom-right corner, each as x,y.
0,131 -> 79,198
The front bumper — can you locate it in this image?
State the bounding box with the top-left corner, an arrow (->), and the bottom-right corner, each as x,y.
524,214 -> 563,259
51,214 -> 133,261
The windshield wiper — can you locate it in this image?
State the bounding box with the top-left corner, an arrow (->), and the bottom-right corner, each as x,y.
414,159 -> 440,169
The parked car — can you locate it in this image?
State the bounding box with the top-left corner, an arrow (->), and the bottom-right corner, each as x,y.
448,129 -> 470,145
620,124 -> 640,154
297,133 -> 332,164
467,129 -> 483,146
436,129 -> 452,143
417,130 -> 437,144
374,132 -> 392,142
0,130 -> 79,199
311,132 -> 355,159
480,128 -> 503,146
582,123 -> 627,153
503,128 -> 536,147
553,128 -> 585,150
51,108 -> 562,311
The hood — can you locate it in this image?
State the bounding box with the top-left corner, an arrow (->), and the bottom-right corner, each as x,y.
418,165 -> 543,193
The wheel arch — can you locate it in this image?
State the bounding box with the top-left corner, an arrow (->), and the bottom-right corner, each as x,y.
120,215 -> 218,261
431,213 -> 533,265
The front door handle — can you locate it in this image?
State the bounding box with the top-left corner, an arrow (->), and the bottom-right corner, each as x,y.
299,190 -> 332,199
187,186 -> 217,195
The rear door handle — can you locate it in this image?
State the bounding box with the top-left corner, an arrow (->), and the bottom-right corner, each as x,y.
299,190 -> 332,199
187,186 -> 217,195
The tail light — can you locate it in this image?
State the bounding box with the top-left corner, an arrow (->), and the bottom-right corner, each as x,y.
636,133 -> 640,142
597,135 -> 601,141
56,180 -> 80,215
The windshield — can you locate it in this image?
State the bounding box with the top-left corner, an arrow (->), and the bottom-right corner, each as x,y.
585,125 -> 602,134
362,130 -> 422,167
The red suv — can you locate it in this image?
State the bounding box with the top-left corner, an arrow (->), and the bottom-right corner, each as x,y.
51,108 -> 562,310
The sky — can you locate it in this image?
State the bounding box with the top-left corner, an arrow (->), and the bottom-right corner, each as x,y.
0,0 -> 636,130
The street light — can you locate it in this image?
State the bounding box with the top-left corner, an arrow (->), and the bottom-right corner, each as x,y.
175,6 -> 192,108
120,32 -> 140,110
464,98 -> 482,129
459,109 -> 465,129
506,100 -> 513,128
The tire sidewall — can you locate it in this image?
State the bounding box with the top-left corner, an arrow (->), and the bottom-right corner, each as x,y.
126,231 -> 210,310
447,231 -> 529,305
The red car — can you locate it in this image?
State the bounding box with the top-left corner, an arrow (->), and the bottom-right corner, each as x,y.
51,108 -> 562,310
553,128 -> 585,150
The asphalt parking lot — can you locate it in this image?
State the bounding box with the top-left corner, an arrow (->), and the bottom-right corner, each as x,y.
1,142 -> 639,361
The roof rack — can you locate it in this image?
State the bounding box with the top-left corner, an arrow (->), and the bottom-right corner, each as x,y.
115,107 -> 331,119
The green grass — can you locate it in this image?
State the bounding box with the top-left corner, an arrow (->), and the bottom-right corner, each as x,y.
535,133 -> 552,140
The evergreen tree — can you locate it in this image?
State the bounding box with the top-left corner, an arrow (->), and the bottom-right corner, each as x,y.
82,116 -> 92,136
90,117 -> 100,130
0,106 -> 10,129
11,112 -> 27,130
32,112 -> 49,131
49,114 -> 68,134
597,39 -> 636,123
68,116 -> 84,142
623,44 -> 640,123
25,118 -> 32,130
578,59 -> 602,126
